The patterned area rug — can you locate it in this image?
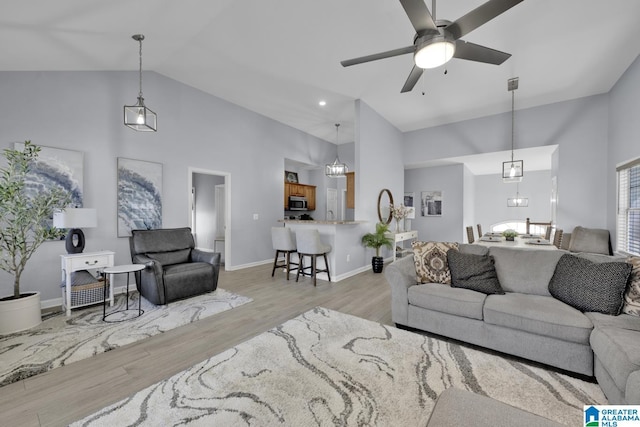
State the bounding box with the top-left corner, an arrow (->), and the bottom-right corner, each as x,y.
0,289 -> 251,387
72,307 -> 606,426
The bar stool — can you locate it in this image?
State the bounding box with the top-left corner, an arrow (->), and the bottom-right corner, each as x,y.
295,229 -> 331,286
271,227 -> 298,280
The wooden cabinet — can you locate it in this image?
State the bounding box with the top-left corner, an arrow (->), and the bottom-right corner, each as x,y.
284,182 -> 316,210
346,172 -> 355,209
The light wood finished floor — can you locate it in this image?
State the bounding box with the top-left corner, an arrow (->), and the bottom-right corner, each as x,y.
0,263 -> 392,426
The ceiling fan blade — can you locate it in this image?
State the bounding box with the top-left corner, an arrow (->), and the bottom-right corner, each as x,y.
401,65 -> 424,93
399,0 -> 438,34
447,0 -> 524,40
341,45 -> 416,67
454,40 -> 511,65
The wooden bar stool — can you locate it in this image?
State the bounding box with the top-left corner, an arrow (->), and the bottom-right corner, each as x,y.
271,227 -> 298,280
295,229 -> 331,286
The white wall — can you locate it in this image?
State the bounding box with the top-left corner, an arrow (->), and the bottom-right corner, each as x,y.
0,70 -> 337,303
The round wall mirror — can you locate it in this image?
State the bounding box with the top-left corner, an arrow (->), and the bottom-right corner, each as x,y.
377,189 -> 394,224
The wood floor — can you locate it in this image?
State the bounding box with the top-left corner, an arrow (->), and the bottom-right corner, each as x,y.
0,263 -> 392,426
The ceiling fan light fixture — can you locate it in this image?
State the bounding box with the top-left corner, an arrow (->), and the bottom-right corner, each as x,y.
414,35 -> 455,69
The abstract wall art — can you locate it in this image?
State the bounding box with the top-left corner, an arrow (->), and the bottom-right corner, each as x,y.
117,158 -> 163,237
421,190 -> 443,217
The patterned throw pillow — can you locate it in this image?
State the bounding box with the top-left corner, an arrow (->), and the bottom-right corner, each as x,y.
623,256 -> 640,316
548,254 -> 632,315
447,249 -> 504,295
412,241 -> 459,284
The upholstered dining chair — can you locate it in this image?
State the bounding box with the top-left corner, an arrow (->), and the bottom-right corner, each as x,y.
271,227 -> 298,280
552,229 -> 564,249
526,218 -> 552,236
295,229 -> 331,286
466,226 -> 475,244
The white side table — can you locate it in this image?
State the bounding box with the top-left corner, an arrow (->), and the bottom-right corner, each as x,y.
102,264 -> 146,322
385,230 -> 419,262
61,251 -> 115,317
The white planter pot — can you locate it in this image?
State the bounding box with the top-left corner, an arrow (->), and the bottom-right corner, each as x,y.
0,292 -> 42,334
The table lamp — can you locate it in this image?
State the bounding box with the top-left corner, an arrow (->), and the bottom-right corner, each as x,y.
53,208 -> 97,254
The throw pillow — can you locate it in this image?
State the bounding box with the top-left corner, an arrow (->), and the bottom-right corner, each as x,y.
623,256 -> 640,317
446,249 -> 504,295
412,241 -> 459,284
548,254 -> 632,315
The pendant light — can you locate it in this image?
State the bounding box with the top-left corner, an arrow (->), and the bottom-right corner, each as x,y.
502,77 -> 523,182
507,183 -> 528,207
325,123 -> 348,178
124,34 -> 157,132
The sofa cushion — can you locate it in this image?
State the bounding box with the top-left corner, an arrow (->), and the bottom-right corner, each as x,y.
412,241 -> 459,284
623,256 -> 640,317
590,326 -> 640,392
548,254 -> 632,315
489,247 -> 565,296
458,243 -> 489,256
585,312 -> 640,332
483,293 -> 593,344
447,250 -> 504,295
145,248 -> 191,266
568,226 -> 611,255
408,283 -> 487,320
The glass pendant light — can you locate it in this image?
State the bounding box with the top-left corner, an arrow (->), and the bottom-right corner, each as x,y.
502,77 -> 523,182
124,34 -> 157,132
507,183 -> 528,207
325,124 -> 348,178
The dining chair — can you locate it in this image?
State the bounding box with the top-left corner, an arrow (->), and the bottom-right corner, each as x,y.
526,218 -> 552,235
544,226 -> 552,240
552,229 -> 564,249
466,226 -> 475,244
477,224 -> 483,237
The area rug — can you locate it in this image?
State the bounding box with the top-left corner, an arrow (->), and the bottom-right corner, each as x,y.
72,307 -> 606,426
0,289 -> 251,387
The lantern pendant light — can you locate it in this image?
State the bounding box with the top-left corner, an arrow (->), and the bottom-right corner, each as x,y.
124,34 -> 157,132
325,123 -> 349,178
502,77 -> 523,182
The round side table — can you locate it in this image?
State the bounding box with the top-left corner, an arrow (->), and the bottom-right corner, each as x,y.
102,264 -> 145,322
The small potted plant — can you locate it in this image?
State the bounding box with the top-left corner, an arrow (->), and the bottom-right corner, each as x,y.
0,141 -> 71,333
361,222 -> 394,273
502,229 -> 518,241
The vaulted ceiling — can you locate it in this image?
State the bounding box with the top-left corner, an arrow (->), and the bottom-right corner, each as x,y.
2,0 -> 639,144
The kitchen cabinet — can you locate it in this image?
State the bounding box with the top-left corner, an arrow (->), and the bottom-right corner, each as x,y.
284,182 -> 316,210
346,172 -> 355,209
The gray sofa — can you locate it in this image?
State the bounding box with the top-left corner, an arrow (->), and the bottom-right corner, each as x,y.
129,227 -> 221,305
385,244 -> 640,404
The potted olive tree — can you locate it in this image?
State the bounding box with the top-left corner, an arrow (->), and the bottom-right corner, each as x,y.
0,141 -> 71,334
362,222 -> 394,273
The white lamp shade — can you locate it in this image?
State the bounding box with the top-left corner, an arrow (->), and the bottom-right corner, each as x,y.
414,38 -> 455,69
53,208 -> 97,229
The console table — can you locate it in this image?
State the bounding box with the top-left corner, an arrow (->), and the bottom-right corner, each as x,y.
60,251 -> 115,316
386,230 -> 419,262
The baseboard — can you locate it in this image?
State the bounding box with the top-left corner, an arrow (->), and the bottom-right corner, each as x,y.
224,258 -> 273,271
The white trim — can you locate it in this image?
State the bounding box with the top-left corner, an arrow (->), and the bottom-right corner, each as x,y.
223,258 -> 273,271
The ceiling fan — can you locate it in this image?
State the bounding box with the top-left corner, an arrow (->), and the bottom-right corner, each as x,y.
341,0 -> 524,93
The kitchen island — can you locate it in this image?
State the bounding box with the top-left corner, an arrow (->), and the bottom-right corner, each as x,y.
278,220 -> 370,282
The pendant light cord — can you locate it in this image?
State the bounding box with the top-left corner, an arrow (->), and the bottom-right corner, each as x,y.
511,89 -> 515,163
138,38 -> 143,98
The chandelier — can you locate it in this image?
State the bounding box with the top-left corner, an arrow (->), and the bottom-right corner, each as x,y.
124,34 -> 157,132
325,124 -> 348,178
502,77 -> 523,182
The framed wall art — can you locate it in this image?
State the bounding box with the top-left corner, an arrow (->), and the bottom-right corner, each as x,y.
421,190 -> 443,217
404,192 -> 415,219
117,158 -> 163,237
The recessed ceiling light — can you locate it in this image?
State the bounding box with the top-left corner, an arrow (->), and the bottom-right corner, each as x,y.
318,100 -> 327,107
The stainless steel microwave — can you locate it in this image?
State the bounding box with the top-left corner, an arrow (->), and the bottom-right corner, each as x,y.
288,196 -> 308,211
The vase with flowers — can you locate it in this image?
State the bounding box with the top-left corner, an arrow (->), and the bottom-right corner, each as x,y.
390,204 -> 410,233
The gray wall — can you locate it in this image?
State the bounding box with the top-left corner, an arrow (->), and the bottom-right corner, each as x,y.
608,54 -> 640,248
404,164 -> 465,242
403,94 -> 609,233
0,70 -> 337,304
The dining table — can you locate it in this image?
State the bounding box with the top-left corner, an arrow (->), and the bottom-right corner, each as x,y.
473,233 -> 559,250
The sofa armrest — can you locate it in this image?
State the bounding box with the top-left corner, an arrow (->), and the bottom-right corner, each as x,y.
384,255 -> 417,326
191,248 -> 221,267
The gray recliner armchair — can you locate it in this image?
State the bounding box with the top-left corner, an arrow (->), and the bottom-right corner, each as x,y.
129,227 -> 220,305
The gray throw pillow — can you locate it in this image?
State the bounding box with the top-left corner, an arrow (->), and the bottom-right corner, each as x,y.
548,253 -> 632,315
446,249 -> 504,295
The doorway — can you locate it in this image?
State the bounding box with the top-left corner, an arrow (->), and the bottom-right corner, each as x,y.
188,168 -> 231,267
